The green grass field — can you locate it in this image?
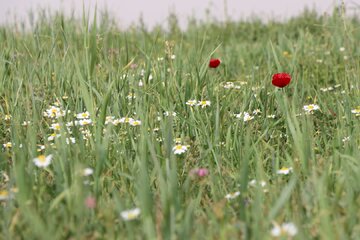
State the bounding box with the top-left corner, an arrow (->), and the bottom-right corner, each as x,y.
1,6 -> 360,239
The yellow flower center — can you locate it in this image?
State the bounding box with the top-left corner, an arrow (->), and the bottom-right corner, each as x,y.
0,190 -> 9,197
127,212 -> 137,219
132,121 -> 140,126
37,155 -> 47,163
175,145 -> 183,150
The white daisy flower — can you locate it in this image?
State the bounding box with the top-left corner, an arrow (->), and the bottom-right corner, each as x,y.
186,99 -> 197,106
120,208 -> 141,221
33,154 -> 53,168
303,104 -> 320,114
271,222 -> 298,237
129,119 -> 141,126
119,117 -> 134,124
76,111 -> 90,119
172,145 -> 188,155
225,191 -> 240,200
197,100 -> 211,108
50,123 -> 61,131
277,167 -> 293,175
79,119 -> 92,126
243,112 -> 254,122
44,106 -> 65,119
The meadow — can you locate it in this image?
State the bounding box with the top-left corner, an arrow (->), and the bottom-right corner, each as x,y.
0,7 -> 360,239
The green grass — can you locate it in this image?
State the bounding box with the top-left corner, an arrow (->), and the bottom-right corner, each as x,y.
1,7 -> 360,239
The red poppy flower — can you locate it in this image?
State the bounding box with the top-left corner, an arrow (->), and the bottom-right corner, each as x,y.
272,73 -> 291,88
209,58 -> 221,68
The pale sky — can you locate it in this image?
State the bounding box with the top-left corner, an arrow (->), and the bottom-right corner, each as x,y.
0,0 -> 356,29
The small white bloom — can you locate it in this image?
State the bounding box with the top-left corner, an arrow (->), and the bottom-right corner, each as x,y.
120,208 -> 141,221
48,133 -> 61,141
79,119 -> 92,126
186,99 -> 197,106
235,113 -> 243,119
83,167 -> 94,176
342,136 -> 350,143
81,129 -> 92,140
37,145 -> 46,152
172,145 -> 188,155
119,117 -> 134,124
267,114 -> 276,119
351,108 -> 360,116
243,113 -> 254,122
44,106 -> 66,119
339,47 -> 345,52
22,121 -> 31,126
76,111 -> 90,119
197,100 -> 211,108
66,121 -> 79,127
66,137 -> 76,144
2,142 -> 12,149
129,119 -> 141,126
4,114 -> 12,121
248,179 -> 267,188
225,191 -> 240,200
50,123 -> 61,131
105,116 -> 115,125
138,80 -> 143,87
271,222 -> 298,237
303,104 -> 320,113
277,167 -> 293,175
164,111 -> 176,117
126,93 -> 136,100
252,109 -> 261,115
223,82 -> 234,89
33,155 -> 53,168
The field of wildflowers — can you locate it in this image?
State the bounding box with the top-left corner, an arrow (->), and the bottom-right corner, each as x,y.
1,7 -> 360,239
